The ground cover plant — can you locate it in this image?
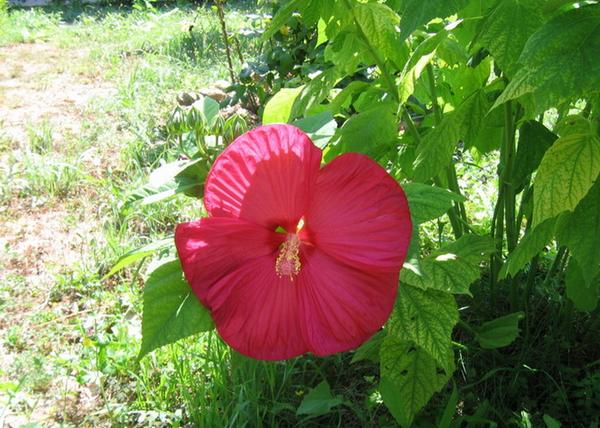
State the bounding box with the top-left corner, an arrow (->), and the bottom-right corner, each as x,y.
1,0 -> 600,426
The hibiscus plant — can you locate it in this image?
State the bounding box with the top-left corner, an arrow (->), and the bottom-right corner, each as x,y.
108,0 -> 600,425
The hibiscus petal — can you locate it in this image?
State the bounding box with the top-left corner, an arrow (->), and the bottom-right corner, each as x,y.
302,153 -> 412,272
175,217 -> 282,307
209,254 -> 308,360
204,124 -> 322,231
298,246 -> 398,356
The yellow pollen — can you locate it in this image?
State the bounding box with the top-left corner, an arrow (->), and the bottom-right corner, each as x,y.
275,234 -> 301,280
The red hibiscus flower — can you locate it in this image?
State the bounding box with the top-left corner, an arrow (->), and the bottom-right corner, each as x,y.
175,124 -> 412,360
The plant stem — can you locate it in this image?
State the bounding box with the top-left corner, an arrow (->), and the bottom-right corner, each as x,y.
426,63 -> 468,238
215,0 -> 236,84
503,102 -> 518,253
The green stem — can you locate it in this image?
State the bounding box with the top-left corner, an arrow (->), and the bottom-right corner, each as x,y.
542,246 -> 568,287
426,63 -> 467,238
503,102 -> 518,253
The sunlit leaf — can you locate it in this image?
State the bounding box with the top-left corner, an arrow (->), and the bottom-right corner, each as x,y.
140,258 -> 213,359
476,312 -> 524,349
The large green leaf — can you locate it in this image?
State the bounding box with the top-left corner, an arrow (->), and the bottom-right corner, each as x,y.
387,285 -> 458,372
494,5 -> 600,112
325,30 -> 374,75
499,218 -> 556,279
513,121 -> 557,192
262,86 -> 305,124
533,132 -> 600,226
565,259 -> 600,312
380,338 -> 454,428
395,0 -> 468,40
412,89 -> 489,182
556,178 -> 600,284
261,0 -> 303,40
477,0 -> 545,76
403,183 -> 465,224
476,312 -> 524,349
401,234 -> 494,294
327,104 -> 397,159
140,258 -> 213,359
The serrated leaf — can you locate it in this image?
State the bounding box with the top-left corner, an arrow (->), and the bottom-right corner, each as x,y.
352,2 -> 407,70
500,218 -> 556,279
325,30 -> 374,75
388,285 -> 458,372
401,234 -> 494,294
533,132 -> 600,226
412,89 -> 489,182
103,238 -> 173,280
400,235 -> 495,294
292,112 -> 337,148
140,258 -> 213,359
296,381 -> 343,417
403,183 -> 465,224
262,86 -> 305,124
494,5 -> 600,112
513,121 -> 558,192
291,69 -> 339,120
476,312 -> 524,349
380,338 -> 454,427
556,178 -> 600,284
395,0 -> 468,40
565,259 -> 600,312
478,0 -> 545,76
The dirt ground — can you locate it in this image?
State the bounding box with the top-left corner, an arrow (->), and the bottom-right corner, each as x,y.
0,42 -> 116,426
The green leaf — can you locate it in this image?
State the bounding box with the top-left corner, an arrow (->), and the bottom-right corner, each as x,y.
380,338 -> 454,427
499,218 -> 556,279
388,285 -> 458,372
291,68 -> 339,119
352,2 -> 407,70
327,104 -> 397,158
565,259 -> 600,312
477,0 -> 545,76
476,312 -> 524,349
543,414 -> 562,428
293,112 -> 337,149
351,330 -> 386,363
513,121 -> 558,192
401,234 -> 494,294
262,86 -> 305,124
129,158 -> 208,206
140,258 -> 213,359
412,89 -> 489,182
296,381 -> 343,417
399,30 -> 447,104
403,183 -> 465,224
103,238 -> 173,280
494,5 -> 600,112
325,30 -> 374,75
533,132 -> 600,226
556,178 -> 600,284
395,0 -> 468,40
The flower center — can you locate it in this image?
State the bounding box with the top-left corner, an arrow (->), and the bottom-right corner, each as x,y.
275,233 -> 301,280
